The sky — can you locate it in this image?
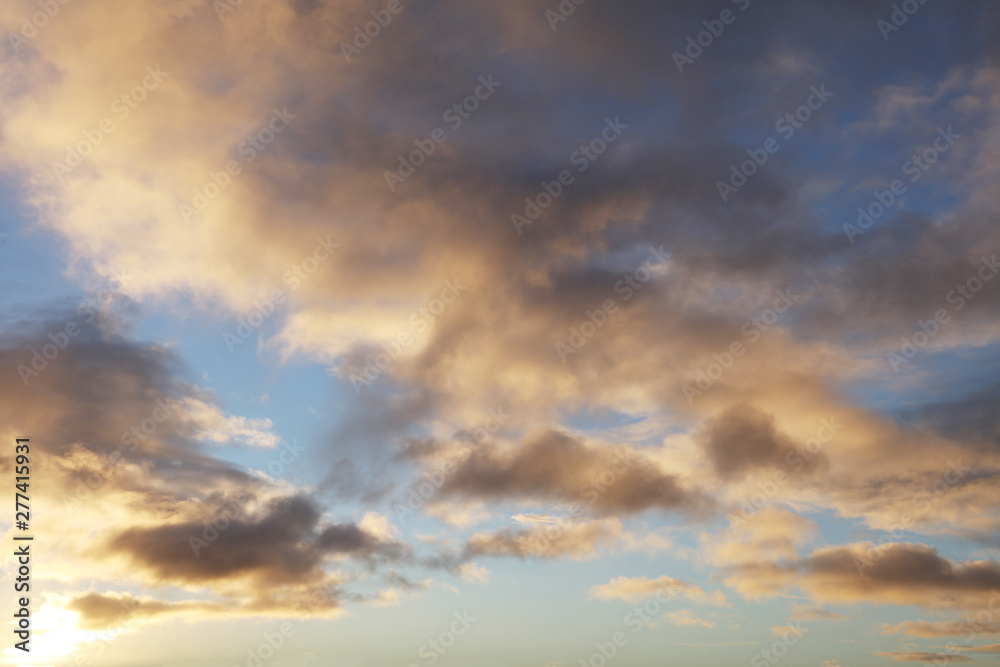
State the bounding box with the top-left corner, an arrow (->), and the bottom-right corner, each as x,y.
0,1 -> 999,666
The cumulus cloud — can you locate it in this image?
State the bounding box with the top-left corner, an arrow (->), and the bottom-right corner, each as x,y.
108,495 -> 411,587
696,404 -> 828,479
588,575 -> 728,607
419,429 -> 713,517
723,542 -> 1000,610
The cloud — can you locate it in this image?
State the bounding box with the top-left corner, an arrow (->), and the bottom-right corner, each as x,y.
789,605 -> 848,622
0,6 -> 997,581
423,429 -> 713,517
0,314 -> 418,622
464,518 -> 623,561
696,404 -> 827,479
883,617 -> 1000,639
456,563 -> 490,584
877,652 -> 973,663
2,0 -> 1000,656
588,575 -> 728,607
666,610 -> 717,628
107,495 -> 411,587
706,507 -> 818,568
180,398 -> 281,448
723,542 -> 1000,610
0,315 -> 279,478
65,593 -> 229,629
368,588 -> 402,608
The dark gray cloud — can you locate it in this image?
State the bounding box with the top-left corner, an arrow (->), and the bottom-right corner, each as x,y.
697,404 -> 828,479
108,495 -> 410,585
415,429 -> 713,516
726,542 -> 1000,610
